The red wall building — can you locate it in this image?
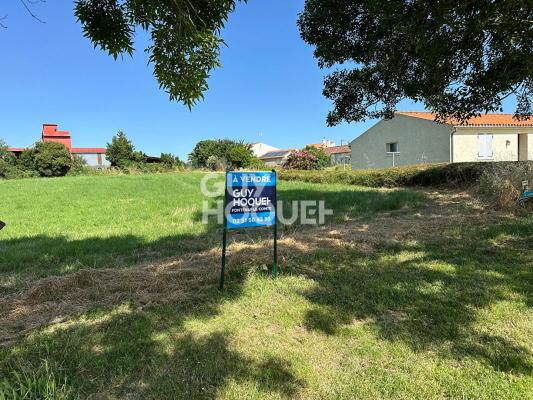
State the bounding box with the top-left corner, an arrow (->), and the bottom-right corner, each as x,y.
8,124 -> 109,168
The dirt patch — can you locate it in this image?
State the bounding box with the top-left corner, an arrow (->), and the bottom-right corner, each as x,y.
0,190 -> 513,346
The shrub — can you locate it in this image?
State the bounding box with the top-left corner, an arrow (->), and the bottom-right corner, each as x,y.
228,144 -> 253,169
17,148 -> 37,172
160,153 -> 184,168
0,161 -> 39,179
67,155 -> 94,176
206,155 -> 226,171
247,156 -> 267,171
303,145 -> 330,169
0,139 -> 15,164
282,151 -> 319,170
0,139 -> 36,179
477,162 -> 533,208
278,162 -> 498,188
32,142 -> 72,177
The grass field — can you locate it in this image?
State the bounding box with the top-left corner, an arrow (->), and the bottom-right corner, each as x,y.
0,172 -> 532,399
0,173 -> 424,294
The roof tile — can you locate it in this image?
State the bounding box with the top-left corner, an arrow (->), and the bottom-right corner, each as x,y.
397,112 -> 533,127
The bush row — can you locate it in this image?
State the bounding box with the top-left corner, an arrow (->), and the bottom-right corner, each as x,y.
278,162 -> 533,189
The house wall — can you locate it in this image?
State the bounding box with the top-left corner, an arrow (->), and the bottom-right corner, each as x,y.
452,127 -> 533,162
76,153 -> 111,168
331,152 -> 351,166
42,136 -> 72,149
262,157 -> 285,166
350,114 -> 452,169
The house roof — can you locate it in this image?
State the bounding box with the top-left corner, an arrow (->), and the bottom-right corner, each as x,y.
260,150 -> 293,159
325,145 -> 350,155
7,147 -> 25,152
71,148 -> 106,154
397,112 -> 533,127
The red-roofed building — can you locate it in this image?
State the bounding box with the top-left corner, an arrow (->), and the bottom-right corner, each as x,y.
350,112 -> 533,169
325,145 -> 351,166
8,124 -> 109,168
304,139 -> 351,166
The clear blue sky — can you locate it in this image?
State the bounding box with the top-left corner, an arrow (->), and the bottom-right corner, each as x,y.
0,1 -> 516,159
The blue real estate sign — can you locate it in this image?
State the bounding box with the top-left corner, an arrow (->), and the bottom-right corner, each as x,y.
225,171 -> 276,229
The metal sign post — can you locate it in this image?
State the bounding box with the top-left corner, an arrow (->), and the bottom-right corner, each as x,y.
219,170 -> 277,290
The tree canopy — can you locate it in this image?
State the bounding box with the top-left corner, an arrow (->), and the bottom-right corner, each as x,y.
74,0 -> 244,108
188,139 -> 254,169
298,0 -> 533,125
106,131 -> 145,167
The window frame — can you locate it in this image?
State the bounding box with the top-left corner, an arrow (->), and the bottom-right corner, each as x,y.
386,142 -> 399,154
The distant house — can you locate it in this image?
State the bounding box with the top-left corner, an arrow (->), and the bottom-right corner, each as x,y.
259,149 -> 294,166
350,112 -> 533,169
8,124 -> 110,168
306,139 -> 336,149
251,142 -> 281,157
325,145 -> 351,166
305,139 -> 351,166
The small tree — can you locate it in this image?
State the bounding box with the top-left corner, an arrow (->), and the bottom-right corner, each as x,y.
282,151 -> 319,170
106,132 -> 135,167
303,146 -> 330,169
32,142 -> 72,177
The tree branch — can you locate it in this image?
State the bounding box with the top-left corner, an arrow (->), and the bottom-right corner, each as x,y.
19,0 -> 45,24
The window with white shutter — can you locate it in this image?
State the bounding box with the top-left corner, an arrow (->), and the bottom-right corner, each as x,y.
477,134 -> 494,158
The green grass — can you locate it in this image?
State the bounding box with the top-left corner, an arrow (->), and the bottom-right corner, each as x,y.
0,172 -> 424,294
1,173 -> 532,399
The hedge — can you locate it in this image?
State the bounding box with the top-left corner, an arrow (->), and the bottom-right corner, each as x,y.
277,162 -> 533,188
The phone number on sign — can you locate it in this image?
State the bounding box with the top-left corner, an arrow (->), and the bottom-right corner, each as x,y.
230,215 -> 274,224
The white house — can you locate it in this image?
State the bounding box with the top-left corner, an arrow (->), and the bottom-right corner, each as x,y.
350,112 -> 533,169
250,142 -> 281,157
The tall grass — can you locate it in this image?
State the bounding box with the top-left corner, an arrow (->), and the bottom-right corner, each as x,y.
477,162 -> 533,207
0,360 -> 75,400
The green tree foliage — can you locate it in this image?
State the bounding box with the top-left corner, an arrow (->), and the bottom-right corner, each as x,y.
0,139 -> 30,179
298,1 -> 533,124
74,0 -> 245,108
17,148 -> 37,172
0,139 -> 15,164
106,131 -> 136,167
68,155 -> 91,176
188,139 -> 254,169
32,142 -> 72,177
228,143 -> 253,169
160,153 -> 184,168
247,156 -> 267,171
303,145 -> 330,169
282,151 -> 320,170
